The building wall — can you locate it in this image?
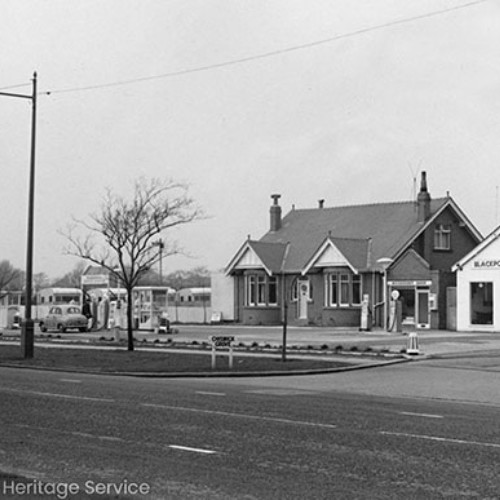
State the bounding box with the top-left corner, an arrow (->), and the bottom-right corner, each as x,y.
242,306 -> 281,325
413,207 -> 479,272
456,268 -> 500,332
211,272 -> 235,321
233,270 -> 368,327
456,238 -> 500,332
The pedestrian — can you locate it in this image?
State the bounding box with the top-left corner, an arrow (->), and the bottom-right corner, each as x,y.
82,298 -> 93,331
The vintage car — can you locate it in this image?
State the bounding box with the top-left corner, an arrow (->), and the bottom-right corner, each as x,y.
39,305 -> 88,333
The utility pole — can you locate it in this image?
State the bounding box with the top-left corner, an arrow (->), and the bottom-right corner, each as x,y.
0,73 -> 37,358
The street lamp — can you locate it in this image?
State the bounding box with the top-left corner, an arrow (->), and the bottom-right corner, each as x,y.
0,73 -> 37,358
152,238 -> 164,284
376,257 -> 393,331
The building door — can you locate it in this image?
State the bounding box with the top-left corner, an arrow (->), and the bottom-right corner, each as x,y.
416,289 -> 430,329
446,287 -> 457,331
298,279 -> 310,320
397,288 -> 415,326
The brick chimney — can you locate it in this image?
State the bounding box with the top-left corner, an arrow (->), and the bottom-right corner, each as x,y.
270,194 -> 282,232
417,171 -> 431,222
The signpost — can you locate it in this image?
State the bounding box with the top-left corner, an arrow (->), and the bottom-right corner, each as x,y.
209,336 -> 235,370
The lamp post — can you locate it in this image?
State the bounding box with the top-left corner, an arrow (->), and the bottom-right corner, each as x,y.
153,238 -> 164,284
0,73 -> 37,358
376,257 -> 393,331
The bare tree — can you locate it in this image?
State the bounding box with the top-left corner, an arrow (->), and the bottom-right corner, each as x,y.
0,260 -> 21,300
62,177 -> 202,351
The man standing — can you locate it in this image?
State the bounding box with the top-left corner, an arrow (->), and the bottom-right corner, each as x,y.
82,298 -> 93,331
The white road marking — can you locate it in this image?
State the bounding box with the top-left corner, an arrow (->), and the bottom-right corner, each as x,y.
142,403 -> 337,429
380,431 -> 500,449
399,411 -> 444,419
71,431 -> 123,442
28,390 -> 114,403
246,389 -> 315,396
169,445 -> 217,455
195,391 -> 226,397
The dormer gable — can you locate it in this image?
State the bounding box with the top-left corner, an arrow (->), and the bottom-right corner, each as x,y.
390,249 -> 431,281
302,237 -> 367,275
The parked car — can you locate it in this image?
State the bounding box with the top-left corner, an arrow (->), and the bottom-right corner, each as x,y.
39,305 -> 88,333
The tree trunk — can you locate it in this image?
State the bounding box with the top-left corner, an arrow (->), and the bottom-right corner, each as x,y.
126,286 -> 134,351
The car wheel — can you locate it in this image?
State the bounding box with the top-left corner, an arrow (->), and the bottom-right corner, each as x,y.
39,323 -> 47,333
58,324 -> 66,333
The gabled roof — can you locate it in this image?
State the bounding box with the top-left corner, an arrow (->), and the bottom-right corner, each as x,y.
225,239 -> 288,275
260,198 -> 453,272
227,195 -> 483,275
302,236 -> 371,275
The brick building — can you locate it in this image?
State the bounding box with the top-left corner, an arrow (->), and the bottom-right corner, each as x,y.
225,173 -> 482,329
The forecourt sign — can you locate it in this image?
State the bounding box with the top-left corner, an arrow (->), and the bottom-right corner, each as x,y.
209,336 -> 235,369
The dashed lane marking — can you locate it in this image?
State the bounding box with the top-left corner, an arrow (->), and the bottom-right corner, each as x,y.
169,445 -> 217,455
380,431 -> 500,449
27,390 -> 114,403
195,391 -> 226,396
399,411 -> 444,419
142,403 -> 337,429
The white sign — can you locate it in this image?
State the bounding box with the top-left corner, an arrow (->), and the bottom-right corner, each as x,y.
473,260 -> 500,269
81,274 -> 109,286
210,335 -> 235,347
209,336 -> 236,369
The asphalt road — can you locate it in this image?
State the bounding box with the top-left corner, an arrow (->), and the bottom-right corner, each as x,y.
1,356 -> 499,499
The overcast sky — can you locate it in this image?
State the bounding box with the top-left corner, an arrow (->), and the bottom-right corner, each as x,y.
1,0 -> 499,280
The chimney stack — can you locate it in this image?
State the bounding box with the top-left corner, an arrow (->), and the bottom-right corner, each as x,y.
417,171 -> 431,222
270,194 -> 282,232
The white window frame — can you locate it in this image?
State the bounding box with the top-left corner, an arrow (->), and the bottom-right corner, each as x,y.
257,275 -> 266,305
246,275 -> 256,306
268,276 -> 278,306
340,273 -> 350,307
328,274 -> 338,307
352,274 -> 362,305
434,224 -> 451,250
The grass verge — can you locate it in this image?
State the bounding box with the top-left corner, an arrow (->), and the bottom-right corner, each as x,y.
0,344 -> 353,374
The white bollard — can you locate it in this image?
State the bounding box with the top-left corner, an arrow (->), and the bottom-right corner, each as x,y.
406,332 -> 420,355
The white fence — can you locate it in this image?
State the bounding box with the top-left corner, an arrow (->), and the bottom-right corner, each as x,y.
167,305 -> 212,324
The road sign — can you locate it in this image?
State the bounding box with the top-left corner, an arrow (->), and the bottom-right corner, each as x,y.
209,336 -> 236,369
210,336 -> 235,347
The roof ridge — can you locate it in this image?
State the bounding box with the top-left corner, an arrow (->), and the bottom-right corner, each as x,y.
289,197 -> 448,212
329,236 -> 371,242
